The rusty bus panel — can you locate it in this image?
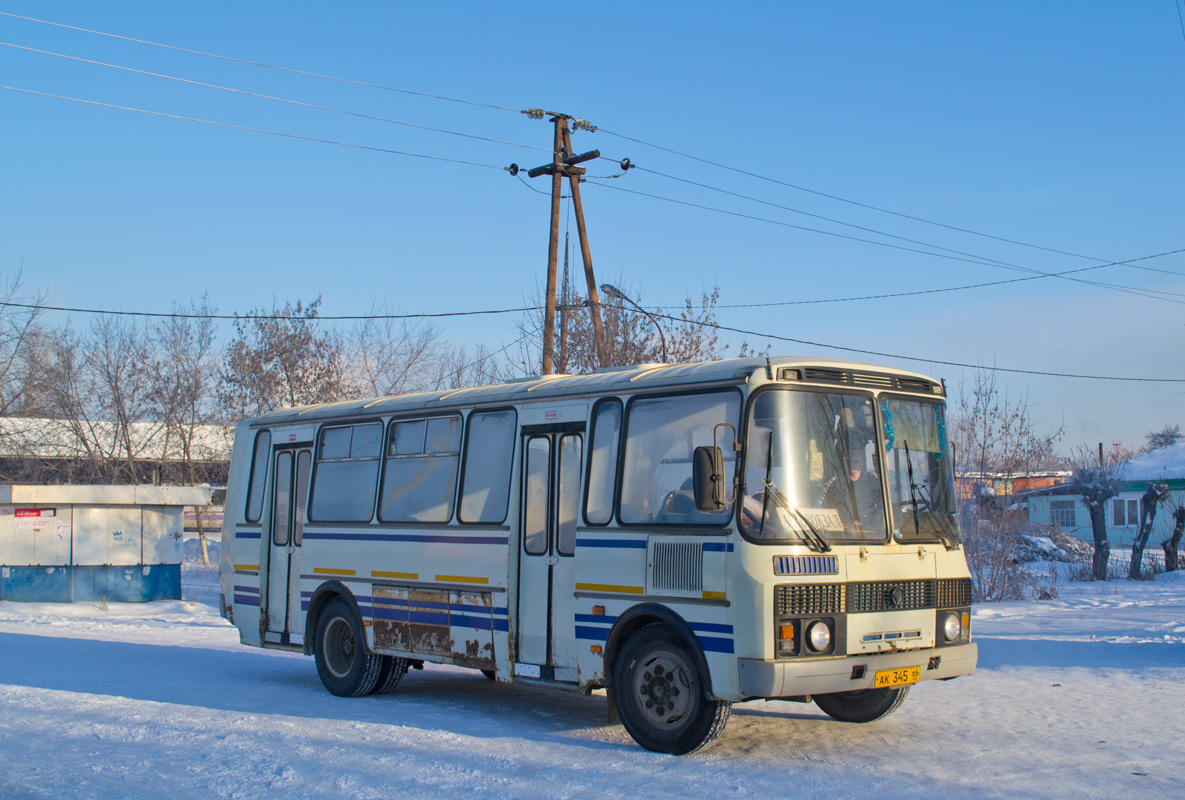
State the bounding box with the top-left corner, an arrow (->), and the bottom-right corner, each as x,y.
372,585 -> 410,652
450,589 -> 495,668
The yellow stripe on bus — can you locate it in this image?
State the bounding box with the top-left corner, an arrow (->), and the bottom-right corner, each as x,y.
702,590 -> 727,601
233,564 -> 259,572
313,567 -> 357,576
575,582 -> 644,594
436,574 -> 489,584
372,570 -> 418,580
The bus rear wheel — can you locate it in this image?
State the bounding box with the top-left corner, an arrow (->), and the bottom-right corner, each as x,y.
813,685 -> 911,723
314,597 -> 383,697
613,624 -> 731,754
373,655 -> 411,694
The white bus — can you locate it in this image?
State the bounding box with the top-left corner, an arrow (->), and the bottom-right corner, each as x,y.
220,357 -> 976,754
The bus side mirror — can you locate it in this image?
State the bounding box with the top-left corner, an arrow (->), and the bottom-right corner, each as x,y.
693,445 -> 724,512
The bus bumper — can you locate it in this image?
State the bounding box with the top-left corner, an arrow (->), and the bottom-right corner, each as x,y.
735,642 -> 978,699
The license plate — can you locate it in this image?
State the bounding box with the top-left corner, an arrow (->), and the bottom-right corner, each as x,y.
873,666 -> 921,688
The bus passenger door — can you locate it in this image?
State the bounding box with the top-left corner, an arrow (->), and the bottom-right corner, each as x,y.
517,433 -> 582,677
266,446 -> 312,644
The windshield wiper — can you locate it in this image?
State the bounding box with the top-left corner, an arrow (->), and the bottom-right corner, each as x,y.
758,431 -> 830,552
762,477 -> 831,553
903,439 -> 959,551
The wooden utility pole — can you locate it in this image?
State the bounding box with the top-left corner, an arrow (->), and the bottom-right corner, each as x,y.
560,124 -> 607,369
524,114 -> 607,373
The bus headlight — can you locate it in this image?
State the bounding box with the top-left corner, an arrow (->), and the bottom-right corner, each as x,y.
806,620 -> 832,652
943,612 -> 961,643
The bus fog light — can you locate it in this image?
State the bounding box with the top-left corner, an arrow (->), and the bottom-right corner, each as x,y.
943,612 -> 961,642
806,621 -> 831,652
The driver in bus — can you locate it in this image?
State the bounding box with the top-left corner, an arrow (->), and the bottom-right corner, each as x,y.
823,440 -> 884,533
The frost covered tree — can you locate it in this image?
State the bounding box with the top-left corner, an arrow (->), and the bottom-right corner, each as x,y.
1066,445 -> 1124,581
1144,423 -> 1182,452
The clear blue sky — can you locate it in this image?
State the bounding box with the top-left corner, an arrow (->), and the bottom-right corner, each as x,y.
2,1 -> 1183,452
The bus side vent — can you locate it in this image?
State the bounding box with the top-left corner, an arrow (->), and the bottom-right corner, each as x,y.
649,540 -> 703,594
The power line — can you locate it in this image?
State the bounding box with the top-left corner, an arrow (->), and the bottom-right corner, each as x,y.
584,179 -> 1185,306
633,165 -> 1185,293
597,127 -> 1115,265
0,41 -> 547,153
0,85 -> 507,170
622,307 -> 1185,383
1,300 -> 540,321
0,11 -> 521,113
706,246 -> 1185,308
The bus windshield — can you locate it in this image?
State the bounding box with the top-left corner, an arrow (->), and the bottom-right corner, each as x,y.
742,389 -> 888,543
881,397 -> 960,546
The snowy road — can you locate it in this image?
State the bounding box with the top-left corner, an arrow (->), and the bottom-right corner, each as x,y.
1,573 -> 1182,799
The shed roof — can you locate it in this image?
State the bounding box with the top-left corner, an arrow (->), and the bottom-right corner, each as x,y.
0,485 -> 214,506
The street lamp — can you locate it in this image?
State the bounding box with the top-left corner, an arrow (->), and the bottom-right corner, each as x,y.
600,283 -> 667,363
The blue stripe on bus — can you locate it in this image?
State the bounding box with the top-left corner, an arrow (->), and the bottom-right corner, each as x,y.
696,635 -> 735,654
303,532 -> 508,545
575,538 -> 647,549
235,595 -> 260,607
575,613 -> 616,624
575,625 -> 610,642
234,584 -> 260,594
701,542 -> 734,552
235,531 -> 262,539
408,610 -> 450,626
689,622 -> 734,634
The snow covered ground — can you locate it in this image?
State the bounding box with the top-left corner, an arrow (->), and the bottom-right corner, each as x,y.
1,556 -> 1182,799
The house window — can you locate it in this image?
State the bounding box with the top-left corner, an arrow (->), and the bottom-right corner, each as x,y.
1050,500 -> 1076,528
1131,499 -> 1142,527
1113,498 -> 1126,527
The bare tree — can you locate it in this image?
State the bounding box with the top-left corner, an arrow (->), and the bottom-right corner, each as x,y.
950,369 -> 1063,600
341,303 -> 443,397
1066,445 -> 1125,581
1163,506 -> 1185,572
520,283 -> 764,375
431,341 -> 515,391
148,297 -> 223,563
219,297 -> 352,422
1130,482 -> 1169,579
0,268 -> 49,417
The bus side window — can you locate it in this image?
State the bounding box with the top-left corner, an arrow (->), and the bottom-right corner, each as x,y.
309,422 -> 383,522
620,392 -> 740,526
585,400 -> 621,525
245,430 -> 271,523
459,409 -> 517,524
379,415 -> 462,523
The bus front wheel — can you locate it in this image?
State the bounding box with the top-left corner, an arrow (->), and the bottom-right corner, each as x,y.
813,686 -> 911,723
613,624 -> 731,754
314,597 -> 384,697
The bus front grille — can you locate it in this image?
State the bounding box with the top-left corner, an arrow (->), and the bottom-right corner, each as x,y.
847,579 -> 935,612
936,578 -> 973,607
775,583 -> 845,615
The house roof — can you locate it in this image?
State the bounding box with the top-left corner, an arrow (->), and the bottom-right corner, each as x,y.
1120,441 -> 1185,484
0,418 -> 233,461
